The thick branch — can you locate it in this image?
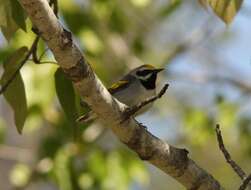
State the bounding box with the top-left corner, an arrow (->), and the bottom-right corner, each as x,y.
19,0 -> 223,189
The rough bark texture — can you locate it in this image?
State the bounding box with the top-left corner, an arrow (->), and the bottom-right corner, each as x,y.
19,0 -> 224,189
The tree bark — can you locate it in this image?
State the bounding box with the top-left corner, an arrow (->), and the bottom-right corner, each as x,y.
19,0 -> 224,189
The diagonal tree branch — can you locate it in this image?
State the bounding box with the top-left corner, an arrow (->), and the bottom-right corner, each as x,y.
215,124 -> 246,179
19,0 -> 223,189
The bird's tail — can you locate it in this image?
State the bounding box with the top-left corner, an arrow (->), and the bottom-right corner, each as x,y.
76,111 -> 97,124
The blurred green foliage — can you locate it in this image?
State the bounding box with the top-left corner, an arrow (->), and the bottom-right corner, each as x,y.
0,0 -> 248,189
0,118 -> 6,143
10,163 -> 31,187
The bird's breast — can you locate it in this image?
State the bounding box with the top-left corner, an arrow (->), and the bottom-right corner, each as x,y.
113,80 -> 156,108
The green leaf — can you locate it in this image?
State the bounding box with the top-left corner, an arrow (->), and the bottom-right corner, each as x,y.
0,2 -> 8,27
10,0 -> 27,31
198,0 -> 244,24
0,119 -> 6,143
1,47 -> 28,84
0,48 -> 13,65
4,73 -> 27,134
0,0 -> 26,41
54,68 -> 77,124
1,47 -> 28,134
1,17 -> 19,41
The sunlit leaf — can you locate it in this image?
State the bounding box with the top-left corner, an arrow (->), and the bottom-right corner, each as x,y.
78,173 -> 94,189
88,150 -> 107,181
131,0 -> 151,7
1,47 -> 28,134
218,101 -> 237,128
117,149 -> 149,187
79,29 -> 104,54
9,164 -> 31,187
128,159 -> 149,186
198,0 -> 244,24
37,157 -> 53,174
0,0 -> 26,40
103,151 -> 129,190
184,109 -> 214,145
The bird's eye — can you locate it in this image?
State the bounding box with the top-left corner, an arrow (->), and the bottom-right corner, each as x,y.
136,70 -> 154,81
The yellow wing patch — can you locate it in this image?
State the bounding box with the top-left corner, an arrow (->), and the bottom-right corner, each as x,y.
108,80 -> 129,94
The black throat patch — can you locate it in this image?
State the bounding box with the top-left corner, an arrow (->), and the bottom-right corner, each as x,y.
139,73 -> 157,90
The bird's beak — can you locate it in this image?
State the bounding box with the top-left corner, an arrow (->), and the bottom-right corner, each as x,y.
154,68 -> 164,73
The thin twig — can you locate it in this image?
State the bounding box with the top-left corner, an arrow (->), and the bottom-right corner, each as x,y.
121,83 -> 169,122
216,124 -> 251,190
215,124 -> 246,179
239,174 -> 251,190
0,36 -> 40,95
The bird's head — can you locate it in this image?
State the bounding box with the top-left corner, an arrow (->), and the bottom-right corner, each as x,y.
132,64 -> 164,90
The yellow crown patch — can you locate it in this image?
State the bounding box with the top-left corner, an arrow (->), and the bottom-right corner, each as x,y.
143,64 -> 156,70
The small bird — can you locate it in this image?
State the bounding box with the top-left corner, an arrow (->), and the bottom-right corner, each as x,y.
77,64 -> 164,123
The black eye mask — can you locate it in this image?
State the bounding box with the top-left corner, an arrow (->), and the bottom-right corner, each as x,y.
136,69 -> 152,76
